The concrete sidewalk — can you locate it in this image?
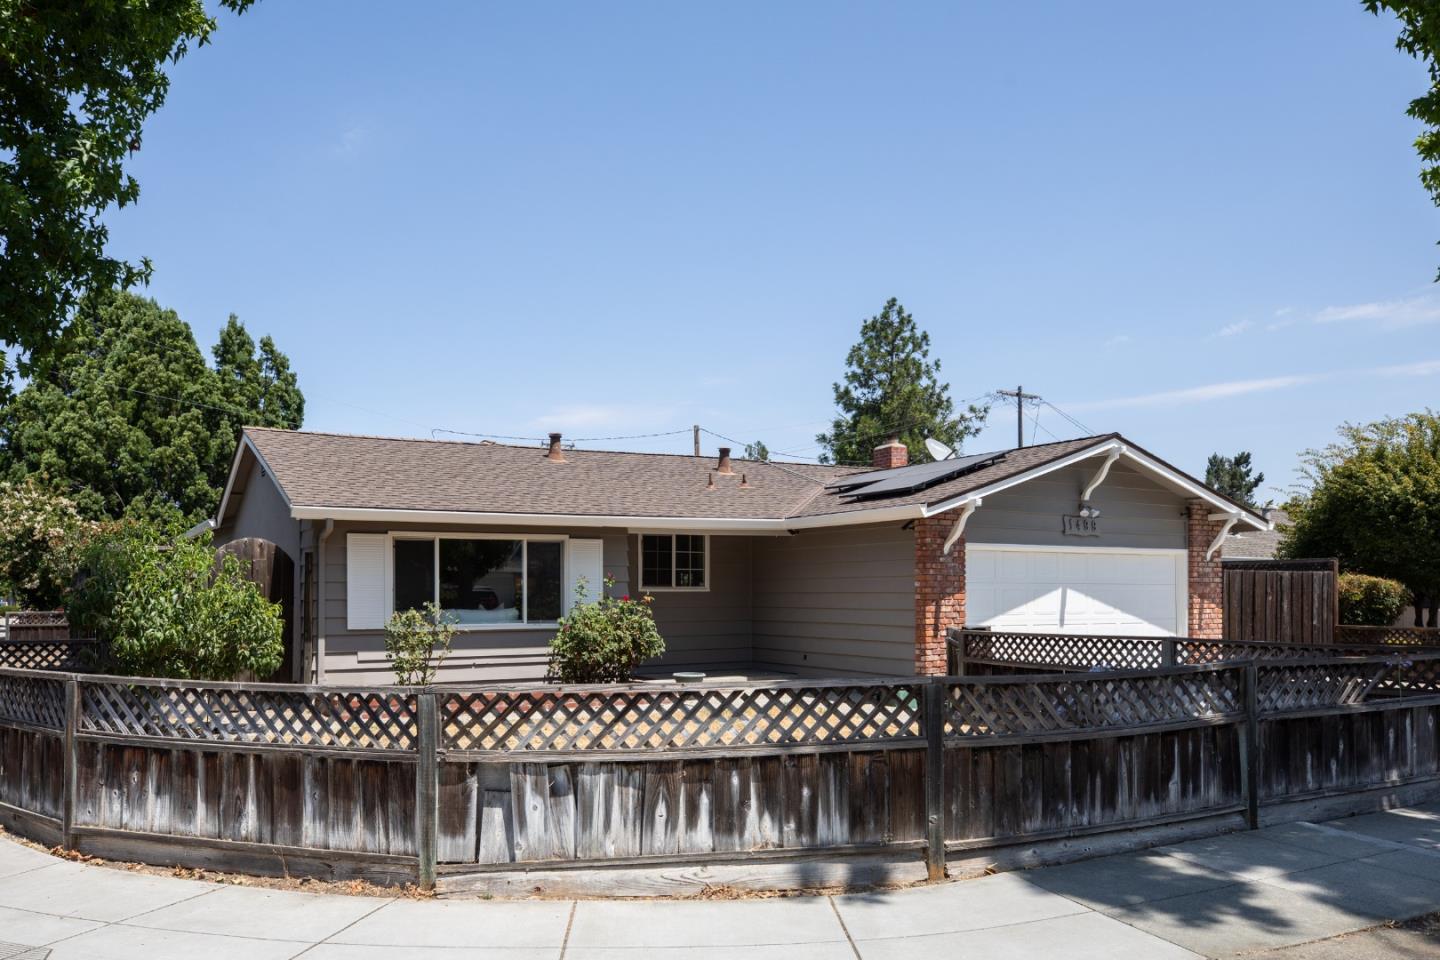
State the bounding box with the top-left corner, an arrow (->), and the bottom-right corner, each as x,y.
3,805 -> 1440,959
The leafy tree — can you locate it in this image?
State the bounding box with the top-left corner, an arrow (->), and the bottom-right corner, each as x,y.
0,289 -> 302,522
1280,412 -> 1440,625
816,298 -> 986,465
743,440 -> 770,461
68,524 -> 283,680
1205,451 -> 1265,508
0,477 -> 98,608
213,315 -> 305,430
0,0 -> 254,381
1365,2 -> 1440,276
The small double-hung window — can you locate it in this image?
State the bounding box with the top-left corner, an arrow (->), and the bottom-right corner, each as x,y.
639,534 -> 707,590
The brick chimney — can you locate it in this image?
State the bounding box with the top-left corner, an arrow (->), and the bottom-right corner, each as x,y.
716,447 -> 734,475
546,432 -> 565,462
873,434 -> 908,470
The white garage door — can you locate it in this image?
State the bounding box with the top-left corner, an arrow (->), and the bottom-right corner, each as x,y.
965,545 -> 1187,636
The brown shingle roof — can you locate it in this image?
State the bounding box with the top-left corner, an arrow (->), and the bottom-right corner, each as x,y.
241,428 -> 1117,523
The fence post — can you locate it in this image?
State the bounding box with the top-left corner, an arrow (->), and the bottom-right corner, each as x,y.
1238,662 -> 1260,830
415,692 -> 438,890
923,679 -> 947,881
62,678 -> 79,849
1161,639 -> 1176,668
949,630 -> 966,677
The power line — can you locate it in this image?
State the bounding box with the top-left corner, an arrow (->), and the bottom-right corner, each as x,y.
1042,400 -> 1096,437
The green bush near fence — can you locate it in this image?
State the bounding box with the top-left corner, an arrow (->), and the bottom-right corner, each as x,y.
69,523 -> 283,680
547,576 -> 664,683
1338,572 -> 1411,627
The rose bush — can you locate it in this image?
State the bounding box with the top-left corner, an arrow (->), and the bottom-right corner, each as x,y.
546,576 -> 664,683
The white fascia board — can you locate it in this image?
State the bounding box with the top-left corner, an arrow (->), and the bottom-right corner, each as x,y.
1119,446 -> 1268,530
288,503 -> 926,532
922,438 -> 1120,518
923,438 -> 1270,531
214,433 -> 292,528
290,506 -> 790,531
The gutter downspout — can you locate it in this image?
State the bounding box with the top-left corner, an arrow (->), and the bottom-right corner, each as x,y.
316,519 -> 334,684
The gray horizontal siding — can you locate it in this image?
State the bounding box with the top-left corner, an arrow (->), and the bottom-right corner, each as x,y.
637,535 -> 753,673
215,457 -> 300,560
751,523 -> 915,678
964,461 -> 1186,550
319,521 -> 629,684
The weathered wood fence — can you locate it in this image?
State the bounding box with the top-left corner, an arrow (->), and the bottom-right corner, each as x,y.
5,645 -> 1440,895
1222,558 -> 1339,645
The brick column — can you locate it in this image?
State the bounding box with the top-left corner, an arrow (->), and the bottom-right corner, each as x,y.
915,516 -> 964,675
1187,499 -> 1225,639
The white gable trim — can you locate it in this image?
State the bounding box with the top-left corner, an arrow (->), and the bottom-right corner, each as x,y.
214,433 -> 293,528
922,438 -> 1270,531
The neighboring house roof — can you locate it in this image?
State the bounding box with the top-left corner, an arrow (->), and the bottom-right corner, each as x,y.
221,427 -> 1270,532
1222,508 -> 1289,559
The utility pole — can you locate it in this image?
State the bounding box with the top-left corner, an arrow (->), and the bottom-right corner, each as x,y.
693,424 -> 701,457
994,385 -> 1040,448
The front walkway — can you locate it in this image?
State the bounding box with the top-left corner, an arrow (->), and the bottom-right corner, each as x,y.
4,805 -> 1440,959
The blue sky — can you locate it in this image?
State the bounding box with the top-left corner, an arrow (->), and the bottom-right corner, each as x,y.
108,1 -> 1437,502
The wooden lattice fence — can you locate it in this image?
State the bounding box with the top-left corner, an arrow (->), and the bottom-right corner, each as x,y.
4,648 -> 1440,894
951,628 -> 1439,675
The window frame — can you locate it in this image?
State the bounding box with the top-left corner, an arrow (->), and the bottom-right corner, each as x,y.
385,531 -> 569,631
636,532 -> 710,592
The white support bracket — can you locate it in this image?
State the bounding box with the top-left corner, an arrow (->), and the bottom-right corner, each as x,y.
1205,512 -> 1240,561
1081,446 -> 1123,503
943,499 -> 981,555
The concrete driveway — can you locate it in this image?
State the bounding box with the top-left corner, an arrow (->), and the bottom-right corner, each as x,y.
3,804 -> 1440,959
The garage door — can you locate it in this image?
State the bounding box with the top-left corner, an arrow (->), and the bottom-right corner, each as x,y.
965,545 -> 1186,636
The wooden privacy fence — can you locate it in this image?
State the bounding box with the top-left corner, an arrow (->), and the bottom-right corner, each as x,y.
5,653 -> 1440,894
0,610 -> 70,644
1222,558 -> 1339,645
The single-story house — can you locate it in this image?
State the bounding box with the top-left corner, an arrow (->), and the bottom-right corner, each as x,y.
213,427 -> 1270,684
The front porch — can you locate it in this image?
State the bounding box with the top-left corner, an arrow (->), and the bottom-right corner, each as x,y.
633,523 -> 918,680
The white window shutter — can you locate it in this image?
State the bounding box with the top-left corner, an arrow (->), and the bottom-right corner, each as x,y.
346,533 -> 388,630
564,539 -> 605,613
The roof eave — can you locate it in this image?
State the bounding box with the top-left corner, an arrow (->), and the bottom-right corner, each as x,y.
287,503 -> 927,531
921,436 -> 1270,531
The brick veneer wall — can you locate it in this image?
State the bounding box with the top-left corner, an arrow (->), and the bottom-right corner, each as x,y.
1187,499 -> 1225,639
914,516 -> 963,675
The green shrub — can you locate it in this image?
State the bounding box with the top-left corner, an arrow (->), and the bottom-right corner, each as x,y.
69,523 -> 283,680
383,602 -> 457,685
0,478 -> 98,608
547,576 -> 664,683
1339,572 -> 1411,626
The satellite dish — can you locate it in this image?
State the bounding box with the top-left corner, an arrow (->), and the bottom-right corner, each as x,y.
924,437 -> 956,461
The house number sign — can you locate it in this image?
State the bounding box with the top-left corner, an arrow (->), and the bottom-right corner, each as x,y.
1062,514 -> 1101,537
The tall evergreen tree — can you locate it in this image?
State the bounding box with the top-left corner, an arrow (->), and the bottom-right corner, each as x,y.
816,298 -> 986,465
1204,451 -> 1265,508
0,289 -> 302,521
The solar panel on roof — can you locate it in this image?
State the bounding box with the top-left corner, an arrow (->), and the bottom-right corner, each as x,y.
826,451 -> 1005,500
